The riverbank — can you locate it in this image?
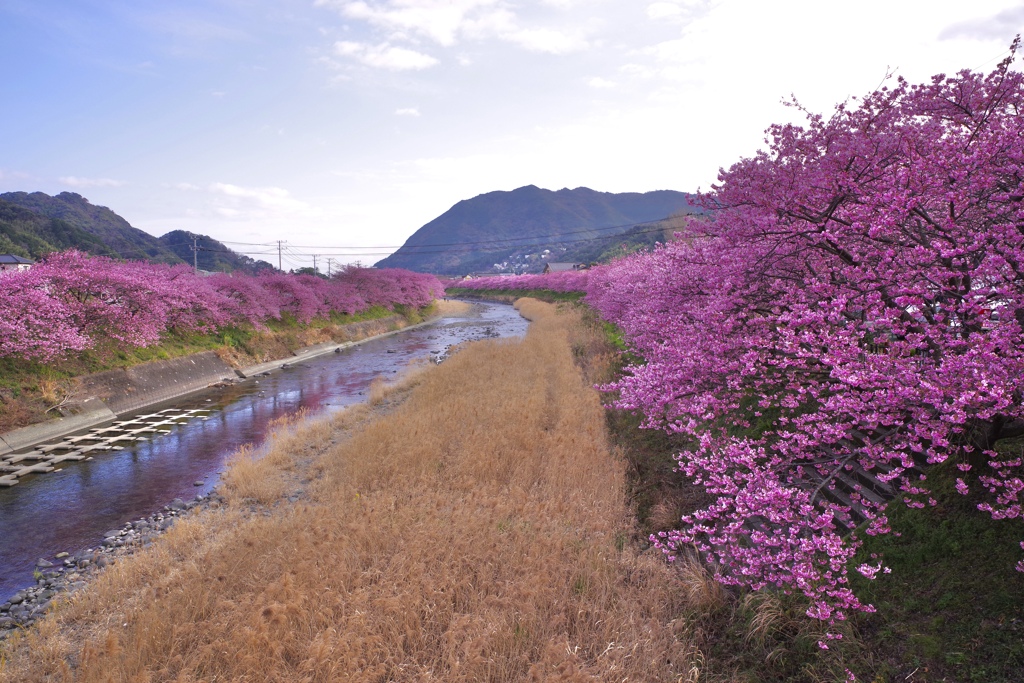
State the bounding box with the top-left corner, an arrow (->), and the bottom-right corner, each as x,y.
0,299 -> 500,613
0,304 -> 438,436
446,287 -> 583,304
0,303 -> 448,447
0,298 -> 702,682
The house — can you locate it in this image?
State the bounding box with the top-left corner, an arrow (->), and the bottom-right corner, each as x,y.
543,262 -> 585,274
0,254 -> 34,274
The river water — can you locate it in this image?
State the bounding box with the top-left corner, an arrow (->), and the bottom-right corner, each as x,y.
0,302 -> 529,599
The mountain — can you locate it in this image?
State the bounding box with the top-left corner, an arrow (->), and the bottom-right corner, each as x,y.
0,199 -> 118,260
0,191 -> 272,273
0,191 -> 182,263
374,185 -> 700,274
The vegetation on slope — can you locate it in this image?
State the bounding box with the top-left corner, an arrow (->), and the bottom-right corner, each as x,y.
0,303 -> 427,435
0,200 -> 116,260
0,192 -> 272,272
0,192 -> 182,263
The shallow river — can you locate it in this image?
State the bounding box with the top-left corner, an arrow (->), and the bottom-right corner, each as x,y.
0,302 -> 528,599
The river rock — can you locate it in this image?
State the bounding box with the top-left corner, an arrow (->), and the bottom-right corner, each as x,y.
103,529 -> 121,539
55,551 -> 69,559
36,558 -> 53,568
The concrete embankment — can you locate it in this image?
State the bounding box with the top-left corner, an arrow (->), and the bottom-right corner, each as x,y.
0,401 -> 115,458
236,318 -> 437,377
0,314 -> 438,455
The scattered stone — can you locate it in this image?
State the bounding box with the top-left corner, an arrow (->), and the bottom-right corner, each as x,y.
1,485 -> 230,635
194,481 -> 204,486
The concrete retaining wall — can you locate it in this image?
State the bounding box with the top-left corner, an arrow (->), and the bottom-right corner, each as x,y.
77,351 -> 238,415
0,400 -> 116,457
0,314 -> 440,453
237,318 -> 438,377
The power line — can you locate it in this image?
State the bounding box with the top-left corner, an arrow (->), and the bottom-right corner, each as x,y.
212,213 -> 692,252
227,224 -> 679,258
228,226 -> 675,259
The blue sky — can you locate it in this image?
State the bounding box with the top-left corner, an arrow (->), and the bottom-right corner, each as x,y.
2,0 -> 1023,268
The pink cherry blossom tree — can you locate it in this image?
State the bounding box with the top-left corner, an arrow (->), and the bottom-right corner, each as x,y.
588,46 -> 1024,635
0,252 -> 444,361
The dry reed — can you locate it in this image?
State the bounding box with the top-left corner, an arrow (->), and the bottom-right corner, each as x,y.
0,299 -> 701,682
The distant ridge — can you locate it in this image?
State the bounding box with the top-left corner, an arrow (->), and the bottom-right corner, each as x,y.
0,191 -> 272,273
0,191 -> 181,263
374,185 -> 699,275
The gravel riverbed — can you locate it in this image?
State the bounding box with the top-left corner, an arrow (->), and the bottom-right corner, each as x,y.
0,490 -> 221,640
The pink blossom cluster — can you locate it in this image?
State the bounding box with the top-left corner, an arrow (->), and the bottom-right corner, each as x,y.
586,53 -> 1024,634
453,269 -> 593,293
0,251 -> 443,361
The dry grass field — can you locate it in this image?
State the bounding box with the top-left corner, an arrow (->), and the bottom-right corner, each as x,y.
0,299 -> 704,682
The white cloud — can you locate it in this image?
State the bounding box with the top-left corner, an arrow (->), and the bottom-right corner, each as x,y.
59,176 -> 126,188
646,2 -> 684,20
395,107 -> 421,116
205,183 -> 316,221
504,27 -> 588,54
619,63 -> 656,79
320,0 -> 501,46
0,169 -> 31,182
334,40 -> 439,69
588,76 -> 616,88
940,6 -> 1024,41
210,183 -> 306,208
319,0 -> 592,58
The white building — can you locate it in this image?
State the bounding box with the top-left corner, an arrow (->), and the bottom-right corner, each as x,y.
0,254 -> 34,273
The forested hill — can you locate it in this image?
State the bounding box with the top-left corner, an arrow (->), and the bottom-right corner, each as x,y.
158,230 -> 274,274
1,191 -> 181,263
0,191 -> 272,273
374,185 -> 699,275
0,199 -> 119,260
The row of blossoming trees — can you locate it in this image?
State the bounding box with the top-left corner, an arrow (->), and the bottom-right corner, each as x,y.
448,269 -> 592,294
458,54 -> 1024,637
0,250 -> 444,362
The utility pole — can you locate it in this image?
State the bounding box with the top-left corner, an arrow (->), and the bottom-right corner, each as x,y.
326,257 -> 334,277
312,254 -> 318,276
277,240 -> 285,271
190,234 -> 199,273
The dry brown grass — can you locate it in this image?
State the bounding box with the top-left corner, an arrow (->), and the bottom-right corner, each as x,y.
0,299 -> 703,682
432,299 -> 474,318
